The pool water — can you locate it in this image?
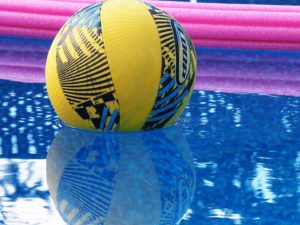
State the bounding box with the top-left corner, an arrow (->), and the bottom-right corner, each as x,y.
0,79 -> 299,224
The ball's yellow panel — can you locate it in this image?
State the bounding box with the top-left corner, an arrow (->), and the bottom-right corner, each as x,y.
101,0 -> 162,131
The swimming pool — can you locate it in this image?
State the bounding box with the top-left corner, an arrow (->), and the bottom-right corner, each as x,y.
1,75 -> 300,224
1,0 -> 300,224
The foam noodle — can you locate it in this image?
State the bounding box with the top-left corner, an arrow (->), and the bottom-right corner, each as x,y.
40,0 -> 300,13
2,37 -> 300,96
152,1 -> 300,13
0,65 -> 45,83
0,11 -> 66,30
164,8 -> 300,27
2,0 -> 300,50
193,39 -> 300,51
184,23 -> 300,42
2,51 -> 300,95
0,50 -> 46,68
0,0 -> 85,16
1,9 -> 300,42
0,26 -> 57,39
3,1 -> 300,28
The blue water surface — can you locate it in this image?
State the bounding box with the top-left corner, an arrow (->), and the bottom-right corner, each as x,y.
0,78 -> 299,224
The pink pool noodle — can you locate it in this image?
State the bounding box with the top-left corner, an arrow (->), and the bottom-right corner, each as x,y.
3,3 -> 300,28
152,1 -> 300,13
0,0 -> 86,16
0,66 -> 45,83
42,0 -> 300,13
0,26 -> 57,39
2,9 -> 300,43
0,50 -> 47,68
166,9 -> 300,27
203,51 -> 300,65
2,9 -> 300,42
0,11 -> 66,30
193,39 -> 300,51
0,41 -> 50,53
3,1 -> 300,27
3,54 -> 300,96
1,25 -> 299,51
2,0 -> 300,50
1,38 -> 300,96
2,27 -> 298,51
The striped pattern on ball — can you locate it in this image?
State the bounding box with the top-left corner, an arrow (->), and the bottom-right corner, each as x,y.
46,0 -> 196,132
56,3 -> 120,131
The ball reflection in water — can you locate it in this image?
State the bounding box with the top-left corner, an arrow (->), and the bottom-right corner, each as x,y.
47,126 -> 195,225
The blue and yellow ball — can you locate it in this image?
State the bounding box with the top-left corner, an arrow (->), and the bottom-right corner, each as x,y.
46,0 -> 197,132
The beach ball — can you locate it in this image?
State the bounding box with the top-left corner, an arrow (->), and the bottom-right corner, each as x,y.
47,126 -> 195,225
46,0 -> 197,132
